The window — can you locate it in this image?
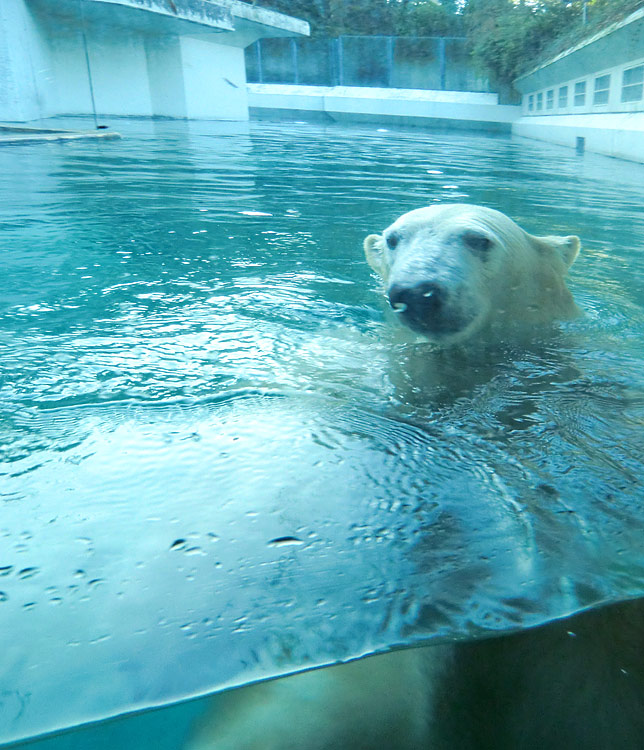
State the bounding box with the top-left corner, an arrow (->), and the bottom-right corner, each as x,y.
536,91 -> 543,111
528,94 -> 534,112
546,89 -> 554,109
558,85 -> 568,108
622,64 -> 644,102
574,81 -> 586,106
593,74 -> 611,105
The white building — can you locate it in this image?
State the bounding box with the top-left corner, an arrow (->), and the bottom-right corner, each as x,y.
0,0 -> 309,123
513,6 -> 644,163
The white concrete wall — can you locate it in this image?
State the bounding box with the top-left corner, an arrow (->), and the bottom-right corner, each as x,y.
0,0 -> 55,121
48,26 -> 249,120
1,0 -> 307,123
513,9 -> 644,162
48,25 -> 157,118
521,55 -> 644,117
145,36 -> 188,118
247,84 -> 520,131
180,36 -> 248,120
514,52 -> 644,163
513,112 -> 644,163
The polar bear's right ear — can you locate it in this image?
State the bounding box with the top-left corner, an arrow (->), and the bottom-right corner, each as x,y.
364,233 -> 388,280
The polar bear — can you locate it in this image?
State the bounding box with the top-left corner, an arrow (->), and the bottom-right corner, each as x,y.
185,599 -> 644,750
363,203 -> 581,343
184,206 -> 644,749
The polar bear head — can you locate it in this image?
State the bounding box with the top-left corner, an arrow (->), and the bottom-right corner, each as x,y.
364,203 -> 581,345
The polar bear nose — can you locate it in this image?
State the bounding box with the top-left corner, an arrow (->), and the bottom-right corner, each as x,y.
388,282 -> 446,319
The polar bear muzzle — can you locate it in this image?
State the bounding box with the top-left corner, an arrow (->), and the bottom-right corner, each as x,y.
388,280 -> 466,337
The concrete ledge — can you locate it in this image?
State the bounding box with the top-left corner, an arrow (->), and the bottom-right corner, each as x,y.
247,84 -> 520,132
0,125 -> 121,145
512,112 -> 644,163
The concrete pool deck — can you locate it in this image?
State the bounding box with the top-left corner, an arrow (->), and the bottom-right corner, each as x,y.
0,124 -> 121,145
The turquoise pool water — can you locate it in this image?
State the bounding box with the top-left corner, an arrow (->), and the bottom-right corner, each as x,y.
1,120 -> 644,748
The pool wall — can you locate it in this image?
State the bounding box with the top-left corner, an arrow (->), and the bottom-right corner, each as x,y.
513,7 -> 644,163
247,84 -> 520,133
0,0 -> 308,123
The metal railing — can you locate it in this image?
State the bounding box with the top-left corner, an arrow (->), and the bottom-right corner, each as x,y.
245,36 -> 491,93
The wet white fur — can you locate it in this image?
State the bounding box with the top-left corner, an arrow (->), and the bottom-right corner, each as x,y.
364,204 -> 580,343
184,207 -> 644,750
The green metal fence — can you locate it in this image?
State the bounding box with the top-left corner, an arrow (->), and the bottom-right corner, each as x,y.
245,36 -> 490,92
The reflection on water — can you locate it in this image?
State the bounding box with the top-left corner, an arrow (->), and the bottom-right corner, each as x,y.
1,119 -> 644,746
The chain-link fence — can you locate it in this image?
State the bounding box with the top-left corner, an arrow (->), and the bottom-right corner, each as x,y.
245,36 -> 490,92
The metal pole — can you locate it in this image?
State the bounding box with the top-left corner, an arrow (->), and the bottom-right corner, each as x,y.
78,0 -> 99,128
256,40 -> 264,84
291,38 -> 299,85
439,37 -> 446,90
386,36 -> 394,88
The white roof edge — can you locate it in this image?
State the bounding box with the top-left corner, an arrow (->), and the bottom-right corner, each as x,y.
225,0 -> 310,36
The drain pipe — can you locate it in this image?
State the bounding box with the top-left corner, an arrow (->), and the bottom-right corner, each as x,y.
78,0 -> 102,129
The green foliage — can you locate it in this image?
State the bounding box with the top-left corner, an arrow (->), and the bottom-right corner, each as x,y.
249,0 -> 644,87
463,0 -> 644,89
395,2 -> 464,36
250,0 -> 463,37
325,0 -> 397,36
463,0 -> 576,87
537,0 -> 644,63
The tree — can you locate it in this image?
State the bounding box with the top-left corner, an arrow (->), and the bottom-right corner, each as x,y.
395,1 -> 464,36
462,0 -> 576,88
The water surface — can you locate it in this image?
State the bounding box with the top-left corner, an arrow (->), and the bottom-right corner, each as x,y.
1,119 -> 644,745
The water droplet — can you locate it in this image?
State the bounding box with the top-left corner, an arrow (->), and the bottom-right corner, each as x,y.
18,567 -> 39,580
268,536 -> 304,548
0,566 -> 13,577
170,539 -> 187,551
0,592 -> 8,602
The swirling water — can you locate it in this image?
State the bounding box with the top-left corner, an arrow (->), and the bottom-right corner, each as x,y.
1,119 -> 644,747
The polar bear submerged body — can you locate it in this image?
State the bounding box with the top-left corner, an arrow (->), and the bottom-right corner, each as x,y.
185,205 -> 644,750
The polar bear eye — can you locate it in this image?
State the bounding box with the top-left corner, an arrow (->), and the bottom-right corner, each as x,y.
462,231 -> 492,255
386,232 -> 400,250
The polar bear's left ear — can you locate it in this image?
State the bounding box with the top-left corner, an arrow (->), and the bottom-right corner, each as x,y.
533,234 -> 581,271
364,233 -> 388,280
